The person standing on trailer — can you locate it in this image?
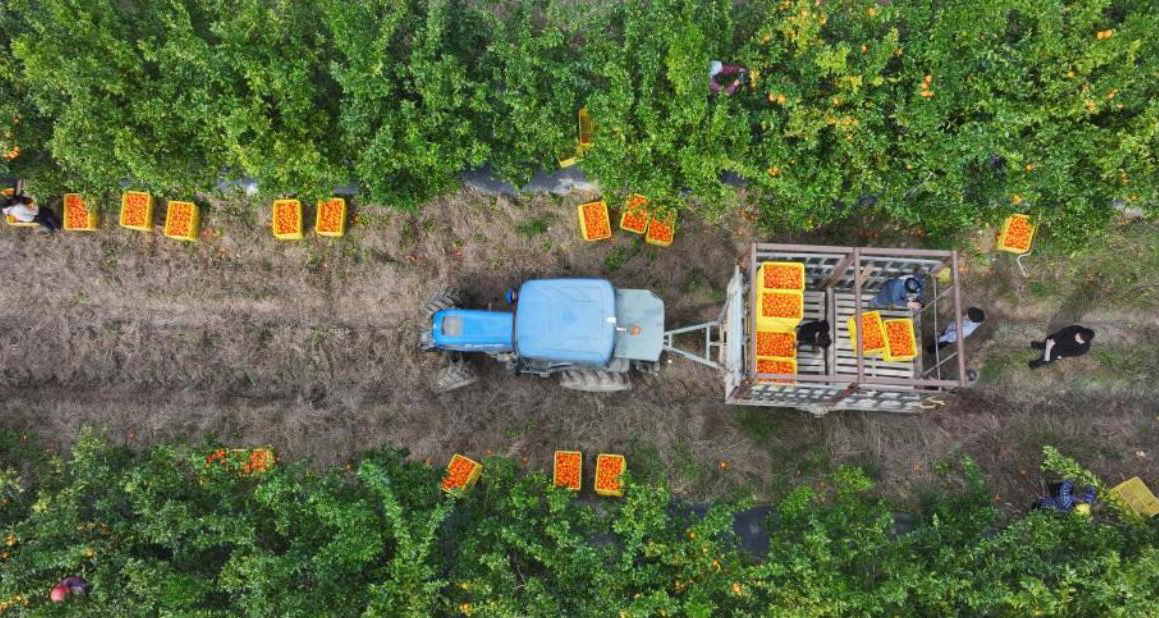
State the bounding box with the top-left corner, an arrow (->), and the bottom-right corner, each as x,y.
869,274 -> 924,311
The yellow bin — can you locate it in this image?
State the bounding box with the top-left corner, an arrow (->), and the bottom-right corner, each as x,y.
755,289 -> 804,331
846,311 -> 886,356
272,199 -> 304,240
440,454 -> 482,494
120,191 -> 154,231
1109,477 -> 1159,518
62,193 -> 99,232
997,214 -> 1036,254
757,261 -> 805,292
553,450 -> 582,491
594,454 -> 626,497
578,200 -> 611,241
315,197 -> 347,238
163,200 -> 200,242
882,318 -> 918,362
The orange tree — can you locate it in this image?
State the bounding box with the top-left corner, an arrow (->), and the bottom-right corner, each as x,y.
2,430 -> 1159,615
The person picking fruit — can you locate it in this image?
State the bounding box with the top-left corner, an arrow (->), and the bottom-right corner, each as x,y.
708,60 -> 747,96
1028,325 -> 1094,369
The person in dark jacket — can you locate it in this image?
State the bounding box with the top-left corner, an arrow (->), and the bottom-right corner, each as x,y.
1031,480 -> 1096,515
49,576 -> 89,602
797,320 -> 831,351
869,275 -> 924,310
1028,325 -> 1094,369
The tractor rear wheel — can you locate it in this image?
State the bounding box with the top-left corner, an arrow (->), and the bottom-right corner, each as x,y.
423,288 -> 462,320
559,369 -> 631,392
433,361 -> 479,393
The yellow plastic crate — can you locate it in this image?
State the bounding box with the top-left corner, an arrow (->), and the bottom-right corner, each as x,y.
559,107 -> 594,167
645,209 -> 676,247
204,447 -> 275,476
756,330 -> 797,359
5,214 -> 37,227
997,214 -> 1036,254
272,199 -> 304,240
755,357 -> 797,385
315,197 -> 347,238
440,454 -> 482,494
755,289 -> 804,331
1109,477 -> 1159,518
620,194 -> 650,234
120,191 -> 154,231
594,454 -> 625,497
553,450 -> 582,491
846,311 -> 886,356
62,193 -> 98,232
882,319 -> 918,362
577,200 -> 611,241
758,261 -> 805,292
163,200 -> 200,242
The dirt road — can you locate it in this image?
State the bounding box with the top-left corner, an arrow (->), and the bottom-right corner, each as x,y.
2,191 -> 1156,507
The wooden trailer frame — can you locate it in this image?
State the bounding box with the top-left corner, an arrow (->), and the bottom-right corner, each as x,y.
664,243 -> 973,415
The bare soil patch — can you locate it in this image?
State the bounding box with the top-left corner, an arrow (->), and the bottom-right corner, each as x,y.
1,192 -> 1155,507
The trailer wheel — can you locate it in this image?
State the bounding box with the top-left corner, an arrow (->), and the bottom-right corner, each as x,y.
559,369 -> 631,392
423,288 -> 462,320
433,361 -> 479,393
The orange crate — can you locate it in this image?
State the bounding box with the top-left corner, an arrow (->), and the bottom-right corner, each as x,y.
997,214 -> 1036,254
163,201 -> 200,241
204,447 -> 276,477
120,191 -> 154,231
620,194 -> 650,234
315,197 -> 347,237
594,454 -> 625,497
577,200 -> 611,241
441,454 -> 482,494
755,290 -> 804,331
553,450 -> 582,491
758,261 -> 805,292
755,358 -> 797,384
62,193 -> 98,231
846,311 -> 886,356
272,199 -> 304,240
882,319 -> 917,362
644,209 -> 676,247
756,330 -> 797,358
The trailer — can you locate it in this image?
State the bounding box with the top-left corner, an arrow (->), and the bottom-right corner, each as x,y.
663,243 -> 974,415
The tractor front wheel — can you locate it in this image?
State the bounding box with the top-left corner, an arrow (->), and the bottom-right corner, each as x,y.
559,369 -> 631,393
423,288 -> 462,320
433,361 -> 479,393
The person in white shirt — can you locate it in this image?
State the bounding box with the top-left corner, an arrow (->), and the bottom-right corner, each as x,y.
926,307 -> 985,355
2,193 -> 61,231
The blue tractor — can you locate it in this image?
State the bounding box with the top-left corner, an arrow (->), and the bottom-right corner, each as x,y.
420,279 -> 665,392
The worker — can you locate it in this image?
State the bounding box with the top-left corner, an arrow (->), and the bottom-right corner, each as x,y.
2,192 -> 61,232
796,320 -> 832,351
1032,480 -> 1096,515
49,576 -> 89,602
868,275 -> 924,311
708,60 -> 747,96
926,307 -> 986,354
1028,325 -> 1094,369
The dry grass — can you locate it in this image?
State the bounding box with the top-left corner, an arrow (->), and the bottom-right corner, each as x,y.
1,192 -> 1156,508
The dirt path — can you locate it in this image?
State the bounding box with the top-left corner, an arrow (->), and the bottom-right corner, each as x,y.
1,192 -> 1156,507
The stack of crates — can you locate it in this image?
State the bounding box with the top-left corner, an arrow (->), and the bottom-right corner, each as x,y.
754,261 -> 804,383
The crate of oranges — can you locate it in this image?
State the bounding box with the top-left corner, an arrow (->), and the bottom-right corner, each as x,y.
755,358 -> 797,384
620,194 -> 650,234
163,200 -> 200,242
315,197 -> 347,237
441,454 -> 482,494
553,450 -> 582,491
120,191 -> 154,231
756,289 -> 804,331
882,318 -> 917,362
62,193 -> 98,232
644,209 -> 676,247
758,261 -> 805,292
756,330 -> 797,359
594,454 -> 626,497
997,214 -> 1036,254
846,311 -> 886,356
577,200 -> 611,241
272,199 -> 304,240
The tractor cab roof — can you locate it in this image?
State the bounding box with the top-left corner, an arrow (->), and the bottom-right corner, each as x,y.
515,279 -> 616,365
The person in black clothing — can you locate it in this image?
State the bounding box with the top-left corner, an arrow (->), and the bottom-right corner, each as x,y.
1028,325 -> 1094,369
797,320 -> 831,352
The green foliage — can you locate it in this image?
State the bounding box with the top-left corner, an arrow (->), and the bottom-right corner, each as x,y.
1,0 -> 1157,240
2,432 -> 1158,615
